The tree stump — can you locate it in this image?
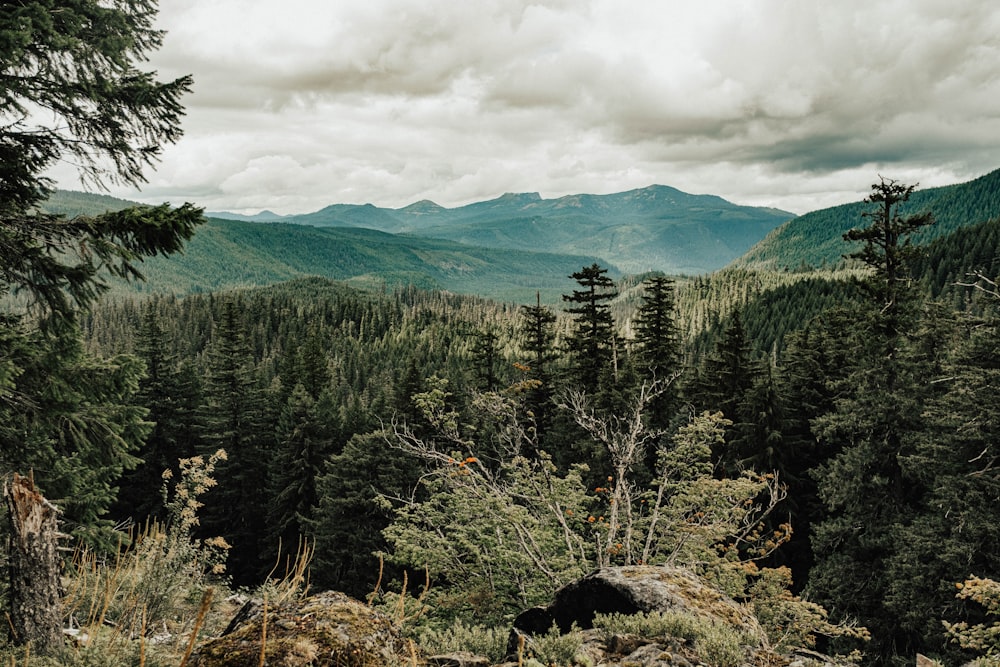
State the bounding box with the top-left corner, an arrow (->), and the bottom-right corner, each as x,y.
3,473 -> 63,652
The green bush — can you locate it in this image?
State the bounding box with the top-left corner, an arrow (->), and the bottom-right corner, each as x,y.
593,611 -> 751,667
416,620 -> 509,663
529,623 -> 587,667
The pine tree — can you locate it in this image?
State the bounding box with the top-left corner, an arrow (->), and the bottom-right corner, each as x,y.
0,322 -> 149,547
0,0 -> 200,569
469,328 -> 502,391
688,310 -> 761,473
310,431 -> 423,599
266,384 -> 339,567
518,294 -> 559,447
844,177 -> 934,329
633,275 -> 681,427
562,264 -> 618,393
112,304 -> 202,523
0,0 -> 200,318
199,299 -> 271,584
886,310 -> 1000,660
807,178 -> 936,662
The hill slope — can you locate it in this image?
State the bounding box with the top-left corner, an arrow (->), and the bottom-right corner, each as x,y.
734,168 -> 1000,270
124,217 -> 615,304
279,185 -> 792,274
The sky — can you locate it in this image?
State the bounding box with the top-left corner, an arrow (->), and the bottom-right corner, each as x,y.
55,0 -> 1000,216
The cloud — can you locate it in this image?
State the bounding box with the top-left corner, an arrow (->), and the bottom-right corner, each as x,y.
77,0 -> 1000,215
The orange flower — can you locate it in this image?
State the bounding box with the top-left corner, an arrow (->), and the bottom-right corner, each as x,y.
587,516 -> 596,523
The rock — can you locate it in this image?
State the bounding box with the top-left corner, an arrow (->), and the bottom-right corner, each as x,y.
426,651 -> 491,667
187,590 -> 412,667
513,565 -> 760,635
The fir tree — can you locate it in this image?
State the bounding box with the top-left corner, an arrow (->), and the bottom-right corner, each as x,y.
112,304 -> 202,523
518,293 -> 558,446
266,384 -> 339,568
807,178 -> 936,662
633,275 -> 682,427
199,299 -> 270,584
562,263 -> 618,393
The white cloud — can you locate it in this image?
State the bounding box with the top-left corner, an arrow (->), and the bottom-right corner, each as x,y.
74,0 -> 1000,215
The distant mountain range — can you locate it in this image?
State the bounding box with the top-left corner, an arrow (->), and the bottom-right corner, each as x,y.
208,185 -> 794,275
41,168 -> 1000,303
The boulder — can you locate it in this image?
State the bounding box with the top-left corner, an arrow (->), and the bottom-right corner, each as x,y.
187,590 -> 412,667
513,565 -> 759,635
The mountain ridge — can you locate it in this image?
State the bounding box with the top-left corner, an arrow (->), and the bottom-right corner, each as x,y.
733,168 -> 1000,270
254,184 -> 795,274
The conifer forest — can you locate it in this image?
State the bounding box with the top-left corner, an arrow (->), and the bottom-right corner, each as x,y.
2,2 -> 1000,667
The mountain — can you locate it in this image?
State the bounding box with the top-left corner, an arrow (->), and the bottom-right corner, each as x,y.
734,168 -> 1000,270
39,189 -> 142,216
271,185 -> 793,274
124,217 -> 615,304
205,210 -> 287,222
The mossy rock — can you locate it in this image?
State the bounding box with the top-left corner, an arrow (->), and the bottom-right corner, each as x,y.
188,591 -> 412,667
513,565 -> 761,636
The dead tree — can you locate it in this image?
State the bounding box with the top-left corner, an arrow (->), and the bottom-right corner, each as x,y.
3,473 -> 63,652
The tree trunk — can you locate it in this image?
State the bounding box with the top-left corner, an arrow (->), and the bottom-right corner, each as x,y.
4,473 -> 63,652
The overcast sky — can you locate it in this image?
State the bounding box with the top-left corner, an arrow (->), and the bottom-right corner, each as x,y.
58,0 -> 1000,215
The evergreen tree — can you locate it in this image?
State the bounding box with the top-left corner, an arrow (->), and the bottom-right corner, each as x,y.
266,384 -> 339,568
518,294 -> 558,446
0,0 -> 200,318
688,310 -> 760,473
633,275 -> 681,427
310,430 -> 424,600
0,322 -> 149,546
199,299 -> 271,584
469,328 -> 502,391
112,304 -> 202,524
633,275 -> 681,379
562,263 -> 618,393
886,311 -> 1000,661
807,178 -> 936,662
0,0 -> 200,561
844,177 -> 933,321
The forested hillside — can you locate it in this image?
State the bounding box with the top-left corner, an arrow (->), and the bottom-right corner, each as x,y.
245,185 -> 791,274
67,175 -> 1000,664
15,179 -> 1000,666
123,217 -> 616,303
735,168 -> 1000,270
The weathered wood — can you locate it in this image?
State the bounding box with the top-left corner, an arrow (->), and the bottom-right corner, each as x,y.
3,473 -> 63,652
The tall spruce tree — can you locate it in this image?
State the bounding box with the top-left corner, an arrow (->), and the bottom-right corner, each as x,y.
633,275 -> 681,427
887,308 -> 1000,661
562,264 -> 618,393
688,310 -> 760,473
807,178 -> 935,663
519,293 -> 558,446
112,304 -> 202,524
0,0 -> 200,317
199,299 -> 270,584
266,384 -> 339,568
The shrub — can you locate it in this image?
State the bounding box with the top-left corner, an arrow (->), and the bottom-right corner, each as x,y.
415,620 -> 509,663
593,611 -> 753,667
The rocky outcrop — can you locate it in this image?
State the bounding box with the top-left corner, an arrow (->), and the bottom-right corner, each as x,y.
513,565 -> 760,635
187,591 -> 412,667
505,565 -> 856,667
